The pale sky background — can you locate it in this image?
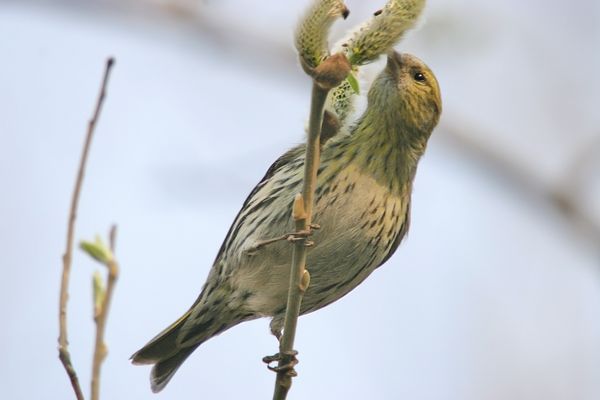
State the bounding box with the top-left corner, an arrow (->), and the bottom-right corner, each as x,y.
1,0 -> 599,399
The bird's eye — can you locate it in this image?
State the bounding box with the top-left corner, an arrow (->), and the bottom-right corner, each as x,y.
413,72 -> 426,82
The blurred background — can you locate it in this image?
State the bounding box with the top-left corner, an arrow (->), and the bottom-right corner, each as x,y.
1,0 -> 599,399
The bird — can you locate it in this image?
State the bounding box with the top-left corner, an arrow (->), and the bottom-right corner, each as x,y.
131,51 -> 442,393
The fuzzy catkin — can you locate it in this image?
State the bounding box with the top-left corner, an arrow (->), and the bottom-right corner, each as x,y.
295,0 -> 348,69
346,0 -> 425,65
328,0 -> 426,124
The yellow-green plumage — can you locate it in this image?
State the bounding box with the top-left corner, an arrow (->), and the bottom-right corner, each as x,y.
131,52 -> 441,392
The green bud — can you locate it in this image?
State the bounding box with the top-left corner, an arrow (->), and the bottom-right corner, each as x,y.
80,235 -> 113,265
92,270 -> 105,318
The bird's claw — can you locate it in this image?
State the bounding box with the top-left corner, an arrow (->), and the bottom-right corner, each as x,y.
287,229 -> 311,241
263,350 -> 299,376
247,222 -> 320,253
288,223 -> 319,243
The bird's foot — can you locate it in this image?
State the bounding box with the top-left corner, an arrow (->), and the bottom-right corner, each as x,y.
286,229 -> 314,247
288,223 -> 319,247
262,350 -> 299,376
245,223 -> 320,254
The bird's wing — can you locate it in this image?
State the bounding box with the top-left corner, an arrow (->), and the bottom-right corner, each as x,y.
212,144 -> 305,265
183,145 -> 305,311
377,197 -> 411,268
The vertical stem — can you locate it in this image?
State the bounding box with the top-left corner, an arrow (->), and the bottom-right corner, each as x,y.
91,226 -> 119,400
58,57 -> 115,400
272,84 -> 329,400
302,84 -> 329,226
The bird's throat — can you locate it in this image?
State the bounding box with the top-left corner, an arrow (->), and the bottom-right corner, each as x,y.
346,108 -> 428,194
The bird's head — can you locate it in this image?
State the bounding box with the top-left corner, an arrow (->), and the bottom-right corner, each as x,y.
369,51 -> 442,135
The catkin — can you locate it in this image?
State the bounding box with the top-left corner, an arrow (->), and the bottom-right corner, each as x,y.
295,0 -> 349,69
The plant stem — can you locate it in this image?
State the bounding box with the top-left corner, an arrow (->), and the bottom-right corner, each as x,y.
58,57 -> 115,400
272,83 -> 329,400
91,226 -> 119,400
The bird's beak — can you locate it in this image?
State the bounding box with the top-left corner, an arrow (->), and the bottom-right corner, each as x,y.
386,51 -> 403,74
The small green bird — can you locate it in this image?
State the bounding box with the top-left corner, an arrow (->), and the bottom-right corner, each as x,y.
132,51 -> 442,392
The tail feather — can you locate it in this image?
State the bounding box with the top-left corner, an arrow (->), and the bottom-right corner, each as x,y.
131,310 -> 192,365
150,345 -> 199,393
132,290 -> 252,392
131,310 -> 201,393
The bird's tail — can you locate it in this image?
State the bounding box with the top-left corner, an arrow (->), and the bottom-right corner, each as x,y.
131,295 -> 248,392
131,309 -> 201,392
149,345 -> 198,393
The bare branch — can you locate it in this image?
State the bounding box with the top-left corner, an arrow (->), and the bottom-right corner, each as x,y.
269,2 -> 350,397
90,225 -> 120,400
268,82 -> 330,400
58,56 -> 115,400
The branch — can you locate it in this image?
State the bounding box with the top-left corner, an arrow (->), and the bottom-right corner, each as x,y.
58,57 -> 115,400
81,226 -> 120,400
271,83 -> 331,400
270,2 -> 350,399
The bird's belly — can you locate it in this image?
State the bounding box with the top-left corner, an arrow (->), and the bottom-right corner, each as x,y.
236,166 -> 407,317
302,173 -> 406,313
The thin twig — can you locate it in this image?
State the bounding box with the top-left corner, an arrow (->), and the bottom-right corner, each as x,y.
58,57 -> 116,400
271,81 -> 330,400
268,3 -> 351,398
91,225 -> 120,400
